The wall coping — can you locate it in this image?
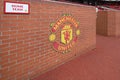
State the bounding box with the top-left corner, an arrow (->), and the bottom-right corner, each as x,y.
30,0 -> 96,9
99,10 -> 120,12
45,0 -> 96,8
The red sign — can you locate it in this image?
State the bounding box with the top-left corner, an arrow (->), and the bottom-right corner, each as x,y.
4,1 -> 30,14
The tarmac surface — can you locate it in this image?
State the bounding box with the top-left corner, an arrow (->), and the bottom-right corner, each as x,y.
33,35 -> 120,80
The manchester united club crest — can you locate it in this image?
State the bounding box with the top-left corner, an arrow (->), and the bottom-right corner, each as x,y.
61,24 -> 72,44
49,14 -> 80,53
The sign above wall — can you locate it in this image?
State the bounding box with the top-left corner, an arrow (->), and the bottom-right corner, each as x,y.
49,14 -> 80,54
4,1 -> 30,14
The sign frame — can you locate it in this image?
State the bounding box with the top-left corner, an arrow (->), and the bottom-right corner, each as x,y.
4,1 -> 30,14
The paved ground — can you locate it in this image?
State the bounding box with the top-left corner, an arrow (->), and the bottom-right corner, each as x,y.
33,35 -> 120,80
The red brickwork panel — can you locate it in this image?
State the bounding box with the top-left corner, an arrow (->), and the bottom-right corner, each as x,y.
107,11 -> 116,36
97,10 -> 120,37
0,0 -> 96,80
97,11 -> 108,36
116,11 -> 120,37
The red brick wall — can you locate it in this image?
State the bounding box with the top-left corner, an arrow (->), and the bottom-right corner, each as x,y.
107,11 -> 116,36
96,11 -> 108,36
116,11 -> 120,37
0,0 -> 96,80
97,10 -> 120,37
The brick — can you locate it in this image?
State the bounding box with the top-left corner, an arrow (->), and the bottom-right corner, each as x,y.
1,15 -> 18,20
0,36 -> 9,40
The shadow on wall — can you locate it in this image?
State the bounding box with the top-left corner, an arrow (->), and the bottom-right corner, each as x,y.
97,10 -> 120,37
